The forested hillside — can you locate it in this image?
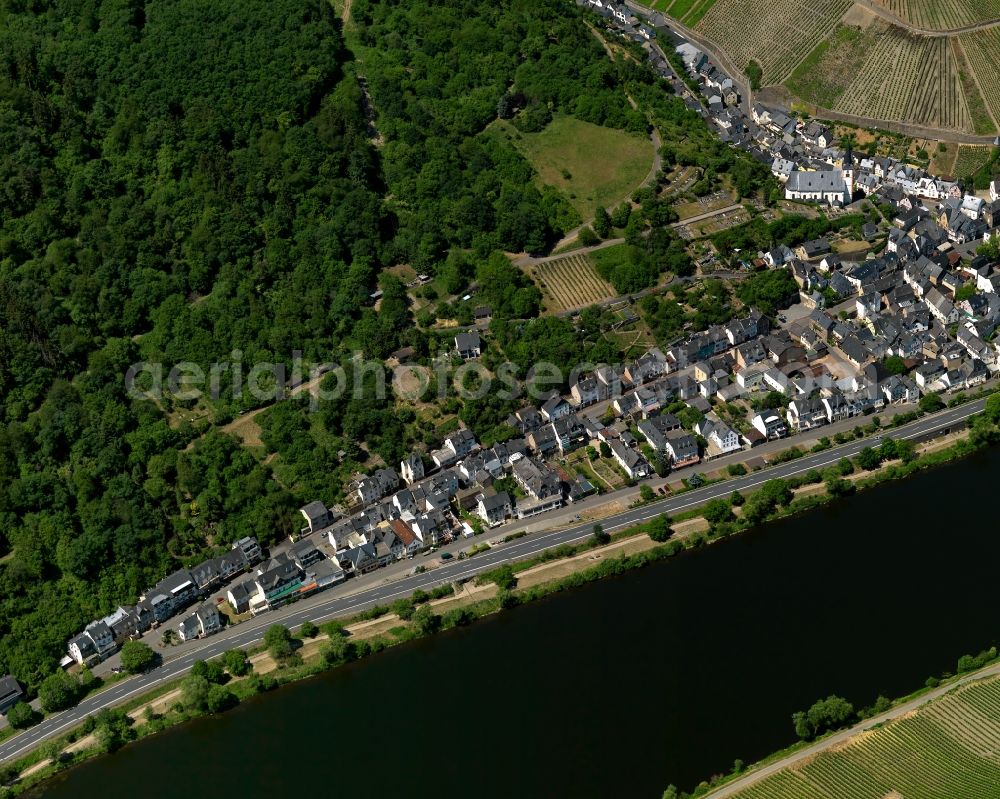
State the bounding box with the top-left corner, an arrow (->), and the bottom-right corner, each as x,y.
0,0 -> 395,687
0,0 -> 775,690
353,0 -> 647,263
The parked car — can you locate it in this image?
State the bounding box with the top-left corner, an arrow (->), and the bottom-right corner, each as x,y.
440,552 -> 453,561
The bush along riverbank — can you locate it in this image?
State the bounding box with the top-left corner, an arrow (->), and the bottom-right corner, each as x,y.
5,400 -> 1000,796
665,642 -> 1000,799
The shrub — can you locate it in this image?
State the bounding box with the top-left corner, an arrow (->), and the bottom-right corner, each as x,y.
299,621 -> 319,639
120,640 -> 156,674
6,701 -> 37,730
391,598 -> 416,621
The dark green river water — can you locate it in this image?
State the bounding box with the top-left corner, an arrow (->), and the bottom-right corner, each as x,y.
38,448 -> 1000,797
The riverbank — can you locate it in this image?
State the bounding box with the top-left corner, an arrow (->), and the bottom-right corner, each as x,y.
4,402 -> 997,795
696,647 -> 1000,799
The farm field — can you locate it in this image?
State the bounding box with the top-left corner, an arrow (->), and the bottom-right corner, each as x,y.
728,674 -> 1000,799
528,251 -> 617,312
871,0 -> 1000,30
693,0 -> 852,84
961,28 -> 1000,128
951,37 -> 998,134
491,115 -> 653,220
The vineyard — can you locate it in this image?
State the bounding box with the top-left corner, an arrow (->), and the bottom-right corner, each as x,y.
961,28 -> 1000,127
530,252 -> 617,312
654,0 -> 719,25
693,0 -> 852,84
952,144 -> 995,177
729,674 -> 1000,799
871,0 -> 1000,30
813,23 -> 972,132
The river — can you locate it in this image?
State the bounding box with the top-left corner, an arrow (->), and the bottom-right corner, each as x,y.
36,447 -> 1000,798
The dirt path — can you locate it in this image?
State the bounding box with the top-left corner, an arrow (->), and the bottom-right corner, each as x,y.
217,366 -> 333,445
854,0 -> 1000,36
513,238 -> 626,267
705,662 -> 1000,798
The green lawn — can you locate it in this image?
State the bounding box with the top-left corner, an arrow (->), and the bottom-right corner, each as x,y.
492,115 -> 653,219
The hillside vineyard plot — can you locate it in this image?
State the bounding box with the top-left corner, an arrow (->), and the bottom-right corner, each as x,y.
961,28 -> 1000,125
952,144 -> 995,177
835,27 -> 971,131
872,0 -> 1000,30
694,0 -> 852,83
729,676 -> 1000,799
533,253 -> 616,312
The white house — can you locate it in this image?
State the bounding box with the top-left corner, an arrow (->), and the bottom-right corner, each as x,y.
477,492 -> 513,527
751,410 -> 788,439
608,439 -> 651,480
702,420 -> 741,457
454,331 -> 481,359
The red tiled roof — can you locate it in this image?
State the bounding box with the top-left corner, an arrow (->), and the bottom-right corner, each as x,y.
390,519 -> 417,546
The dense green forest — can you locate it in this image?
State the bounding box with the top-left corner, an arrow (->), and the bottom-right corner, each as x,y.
352,0 -> 646,265
0,0 -> 401,688
0,0 -> 781,692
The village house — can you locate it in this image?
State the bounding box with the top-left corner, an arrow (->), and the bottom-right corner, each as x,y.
0,676 -> 24,715
400,452 -> 425,485
608,438 -> 652,480
477,491 -> 514,527
454,331 -> 481,359
751,410 -> 788,440
177,603 -> 222,642
663,431 -> 700,468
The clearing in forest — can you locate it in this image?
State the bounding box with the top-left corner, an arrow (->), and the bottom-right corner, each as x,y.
728,673 -> 1000,799
492,115 -> 653,220
528,251 -> 617,313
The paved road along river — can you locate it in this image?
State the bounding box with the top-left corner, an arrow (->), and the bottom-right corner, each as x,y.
0,397 -> 984,768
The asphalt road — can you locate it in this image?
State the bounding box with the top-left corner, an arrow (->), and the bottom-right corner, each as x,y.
0,396 -> 986,766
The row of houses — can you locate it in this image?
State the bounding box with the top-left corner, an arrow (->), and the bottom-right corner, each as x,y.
226,539 -> 346,616
66,537 -> 263,665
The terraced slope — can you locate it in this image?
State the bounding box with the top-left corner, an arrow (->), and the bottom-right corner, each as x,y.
693,0 -> 852,84
728,675 -> 1000,799
655,0 -> 1000,135
872,0 -> 1000,30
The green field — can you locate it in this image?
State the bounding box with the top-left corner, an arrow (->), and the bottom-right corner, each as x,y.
492,115 -> 653,219
730,674 -> 1000,799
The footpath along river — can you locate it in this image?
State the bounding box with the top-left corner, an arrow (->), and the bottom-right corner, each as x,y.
36,447 -> 1000,798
